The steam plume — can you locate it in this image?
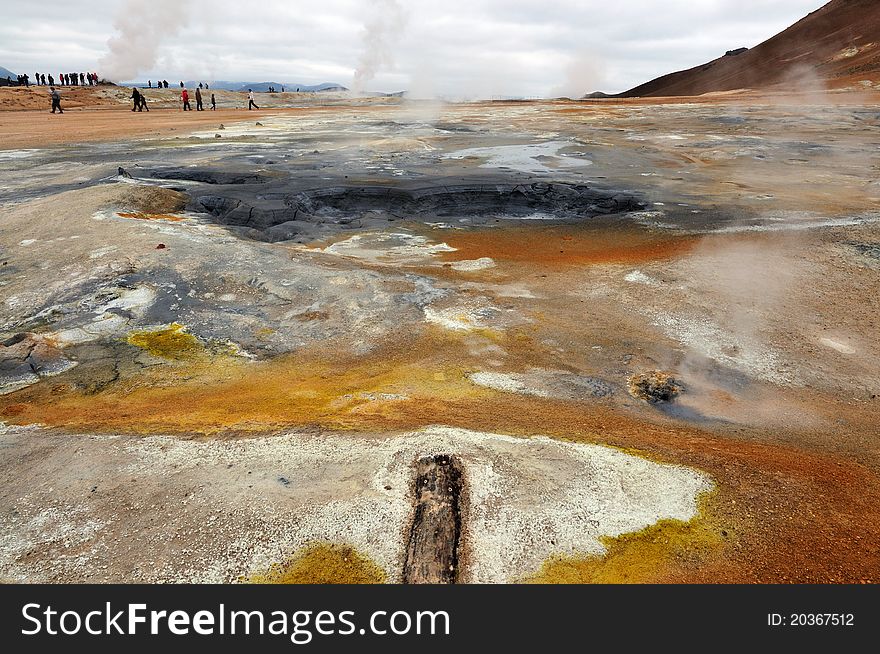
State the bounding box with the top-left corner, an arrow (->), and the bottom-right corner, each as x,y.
353,0 -> 407,93
99,0 -> 191,82
550,51 -> 604,99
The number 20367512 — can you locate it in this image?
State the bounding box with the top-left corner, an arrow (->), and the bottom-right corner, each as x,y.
768,613 -> 854,627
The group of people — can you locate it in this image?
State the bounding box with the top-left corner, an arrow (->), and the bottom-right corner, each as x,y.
129,85 -> 215,112
6,72 -> 99,87
42,81 -> 263,115
178,86 -> 215,111
130,87 -> 150,112
147,80 -> 171,88
29,72 -> 100,86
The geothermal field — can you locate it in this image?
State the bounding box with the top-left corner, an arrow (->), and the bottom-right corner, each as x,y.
0,87 -> 878,584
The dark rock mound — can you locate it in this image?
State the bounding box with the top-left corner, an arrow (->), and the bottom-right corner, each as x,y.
194,182 -> 645,243
149,169 -> 270,185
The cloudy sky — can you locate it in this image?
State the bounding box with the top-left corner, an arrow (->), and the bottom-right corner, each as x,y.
1,0 -> 825,96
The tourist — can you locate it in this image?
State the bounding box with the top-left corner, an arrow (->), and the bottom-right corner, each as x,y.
49,86 -> 63,114
247,89 -> 259,110
131,87 -> 142,112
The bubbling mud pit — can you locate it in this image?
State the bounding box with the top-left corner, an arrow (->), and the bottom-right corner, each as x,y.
1,99 -> 880,584
163,172 -> 645,243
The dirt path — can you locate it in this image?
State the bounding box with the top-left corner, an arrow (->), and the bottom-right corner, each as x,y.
0,106 -> 315,150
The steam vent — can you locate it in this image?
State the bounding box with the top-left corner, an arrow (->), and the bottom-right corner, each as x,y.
2,0 -> 880,589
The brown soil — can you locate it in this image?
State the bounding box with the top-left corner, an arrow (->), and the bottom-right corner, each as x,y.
440,225 -> 699,268
0,105 -> 284,149
113,186 -> 188,214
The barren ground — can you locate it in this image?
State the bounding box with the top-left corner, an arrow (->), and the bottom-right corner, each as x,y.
0,86 -> 878,583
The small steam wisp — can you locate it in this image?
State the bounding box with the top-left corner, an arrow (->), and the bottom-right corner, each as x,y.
352,0 -> 407,94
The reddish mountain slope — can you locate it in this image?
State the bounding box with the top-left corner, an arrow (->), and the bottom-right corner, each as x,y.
619,0 -> 880,97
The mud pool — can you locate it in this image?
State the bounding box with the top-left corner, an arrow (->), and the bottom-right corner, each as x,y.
1,98 -> 879,583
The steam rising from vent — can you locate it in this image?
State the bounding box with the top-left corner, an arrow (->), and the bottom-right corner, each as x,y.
550,50 -> 604,99
99,0 -> 192,83
353,0 -> 407,94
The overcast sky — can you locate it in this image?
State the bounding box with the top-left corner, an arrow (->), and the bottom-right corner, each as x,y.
1,0 -> 825,96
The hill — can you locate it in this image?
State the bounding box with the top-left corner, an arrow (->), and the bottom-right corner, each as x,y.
0,65 -> 19,81
232,82 -> 348,93
618,0 -> 880,97
162,81 -> 348,92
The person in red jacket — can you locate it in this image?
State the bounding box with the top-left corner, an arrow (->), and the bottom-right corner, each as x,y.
181,88 -> 191,111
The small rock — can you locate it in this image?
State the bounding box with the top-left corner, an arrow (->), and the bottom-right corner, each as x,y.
627,371 -> 683,403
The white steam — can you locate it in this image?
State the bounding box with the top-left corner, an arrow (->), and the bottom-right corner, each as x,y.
550,50 -> 605,99
99,0 -> 192,83
352,0 -> 408,93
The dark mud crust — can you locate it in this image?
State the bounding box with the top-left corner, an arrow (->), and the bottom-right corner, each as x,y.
193,181 -> 645,242
403,454 -> 463,584
148,169 -> 272,185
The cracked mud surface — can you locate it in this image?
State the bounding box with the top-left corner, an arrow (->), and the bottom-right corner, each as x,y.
1,94 -> 879,583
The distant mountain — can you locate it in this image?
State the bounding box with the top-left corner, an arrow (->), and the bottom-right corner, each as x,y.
0,65 -> 18,80
164,80 -> 348,92
617,0 -> 880,97
233,82 -> 349,93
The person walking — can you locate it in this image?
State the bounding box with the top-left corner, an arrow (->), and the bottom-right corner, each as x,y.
181,88 -> 191,111
49,86 -> 63,114
195,86 -> 203,111
210,92 -> 216,110
139,91 -> 149,112
131,87 -> 142,111
247,89 -> 259,110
